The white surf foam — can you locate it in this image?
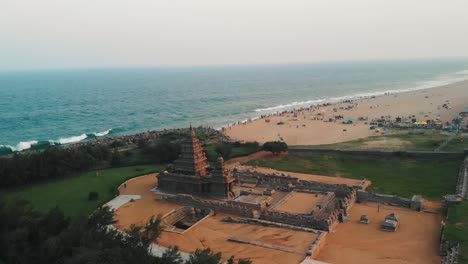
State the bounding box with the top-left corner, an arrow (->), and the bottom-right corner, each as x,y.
94,128 -> 112,137
2,141 -> 39,152
54,134 -> 88,144
252,69 -> 468,114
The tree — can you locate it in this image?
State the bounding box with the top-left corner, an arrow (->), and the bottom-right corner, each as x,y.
0,201 -> 248,264
143,140 -> 181,163
160,246 -> 184,264
227,256 -> 252,264
87,206 -> 116,230
261,141 -> 288,155
40,206 -> 69,236
185,248 -> 222,264
214,143 -> 232,159
110,149 -> 122,167
88,191 -> 99,201
143,215 -> 164,242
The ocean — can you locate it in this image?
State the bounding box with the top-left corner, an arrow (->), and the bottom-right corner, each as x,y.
1,58 -> 468,153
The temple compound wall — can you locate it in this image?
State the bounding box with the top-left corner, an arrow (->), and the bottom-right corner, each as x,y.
356,191 -> 424,210
235,169 -> 361,196
439,156 -> 467,264
161,194 -> 263,218
161,175 -> 358,231
455,157 -> 468,199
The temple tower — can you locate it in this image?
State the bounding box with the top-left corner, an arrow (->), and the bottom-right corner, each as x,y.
172,128 -> 209,176
210,156 -> 236,199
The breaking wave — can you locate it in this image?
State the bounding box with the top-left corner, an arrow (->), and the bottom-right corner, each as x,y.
53,134 -> 88,145
0,128 -> 113,154
0,141 -> 39,152
253,69 -> 468,114
93,128 -> 112,137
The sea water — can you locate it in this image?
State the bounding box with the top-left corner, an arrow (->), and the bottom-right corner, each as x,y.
1,58 -> 468,153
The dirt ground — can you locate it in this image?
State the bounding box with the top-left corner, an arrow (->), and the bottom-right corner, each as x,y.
115,174 -> 317,264
274,192 -> 326,214
316,202 -> 442,264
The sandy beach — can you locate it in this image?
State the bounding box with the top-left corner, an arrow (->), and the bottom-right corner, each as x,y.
224,80 -> 468,145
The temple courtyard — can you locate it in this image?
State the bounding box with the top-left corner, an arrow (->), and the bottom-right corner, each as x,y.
114,175 -> 317,264
106,130 -> 445,264
111,172 -> 442,264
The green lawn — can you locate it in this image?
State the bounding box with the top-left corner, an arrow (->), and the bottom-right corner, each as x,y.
445,201 -> 468,264
245,152 -> 461,200
2,164 -> 164,218
441,134 -> 468,152
302,132 -> 451,152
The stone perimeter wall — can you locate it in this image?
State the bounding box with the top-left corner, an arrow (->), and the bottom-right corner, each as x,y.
455,157 -> 468,198
439,157 -> 468,263
161,194 -> 262,218
356,191 -> 411,208
289,148 -> 464,159
222,216 -> 328,258
236,169 -> 358,196
162,189 -> 357,231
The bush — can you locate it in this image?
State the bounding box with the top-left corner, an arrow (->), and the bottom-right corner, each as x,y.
262,141 -> 288,155
110,149 -> 123,167
142,140 -> 181,163
88,191 -> 99,201
215,142 -> 233,159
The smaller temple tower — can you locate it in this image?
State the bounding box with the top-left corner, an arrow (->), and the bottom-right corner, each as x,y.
210,156 -> 236,199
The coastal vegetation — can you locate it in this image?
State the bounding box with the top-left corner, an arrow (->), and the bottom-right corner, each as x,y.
0,145 -> 112,189
261,141 -> 288,155
245,152 -> 461,200
204,141 -> 260,163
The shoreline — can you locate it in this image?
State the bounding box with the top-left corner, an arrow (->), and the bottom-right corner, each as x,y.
224,80 -> 468,146
2,77 -> 468,153
218,72 -> 468,128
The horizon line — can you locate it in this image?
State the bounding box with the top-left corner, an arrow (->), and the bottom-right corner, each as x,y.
2,56 -> 468,73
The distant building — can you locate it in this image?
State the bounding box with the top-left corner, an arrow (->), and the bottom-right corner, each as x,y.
157,128 -> 236,199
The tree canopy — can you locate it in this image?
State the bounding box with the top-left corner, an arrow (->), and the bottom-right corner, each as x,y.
261,141 -> 288,155
0,201 -> 252,264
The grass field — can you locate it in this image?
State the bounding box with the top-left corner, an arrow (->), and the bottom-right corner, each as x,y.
3,164 -> 164,218
442,134 -> 468,152
445,201 -> 468,264
301,131 -> 451,151
245,152 -> 461,200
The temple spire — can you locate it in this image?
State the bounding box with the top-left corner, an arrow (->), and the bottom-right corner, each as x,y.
172,128 -> 209,176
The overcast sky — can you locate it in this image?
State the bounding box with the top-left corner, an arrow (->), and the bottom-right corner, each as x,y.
1,0 -> 468,70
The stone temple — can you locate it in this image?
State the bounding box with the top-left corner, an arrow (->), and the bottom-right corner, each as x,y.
157,129 -> 236,199
157,128 -> 365,234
